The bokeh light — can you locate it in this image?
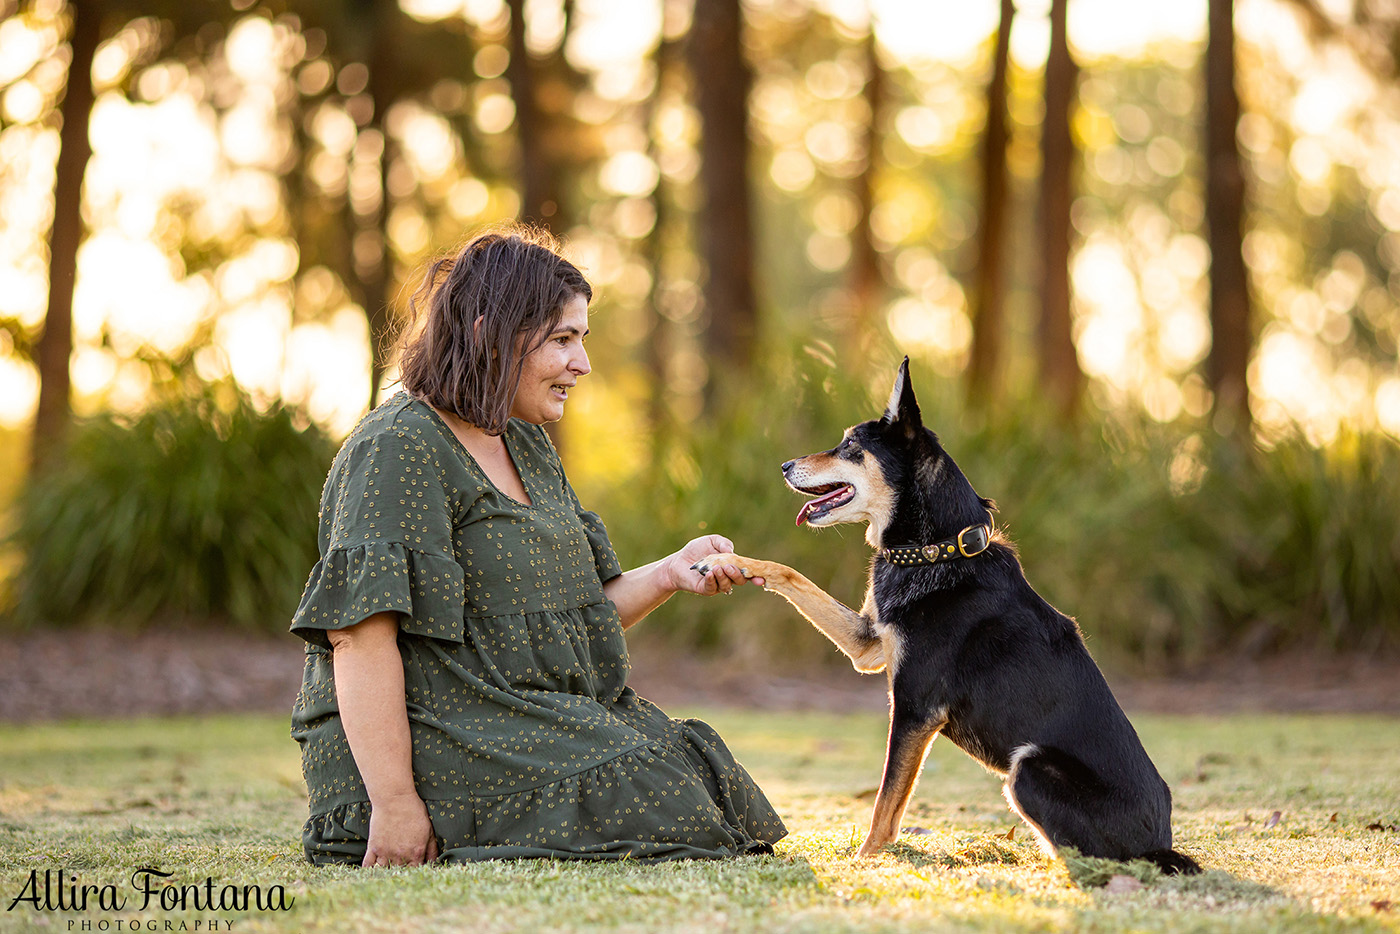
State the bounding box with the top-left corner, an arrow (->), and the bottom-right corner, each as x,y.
0,0 -> 1397,451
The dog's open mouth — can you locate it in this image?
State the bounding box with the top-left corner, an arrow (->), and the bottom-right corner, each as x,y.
795,483 -> 855,526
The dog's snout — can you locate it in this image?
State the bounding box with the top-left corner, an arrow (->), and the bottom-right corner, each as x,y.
781,460 -> 796,474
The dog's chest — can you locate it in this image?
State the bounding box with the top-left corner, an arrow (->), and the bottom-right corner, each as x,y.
871,565 -> 929,618
868,571 -> 917,671
869,565 -> 956,671
873,618 -> 904,671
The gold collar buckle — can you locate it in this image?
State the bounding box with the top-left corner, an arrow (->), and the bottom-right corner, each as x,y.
957,525 -> 991,557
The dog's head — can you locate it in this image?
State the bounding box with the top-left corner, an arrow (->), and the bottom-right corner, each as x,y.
784,358 -> 993,548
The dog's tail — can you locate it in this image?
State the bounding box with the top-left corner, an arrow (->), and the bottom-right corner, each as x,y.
1139,848 -> 1202,875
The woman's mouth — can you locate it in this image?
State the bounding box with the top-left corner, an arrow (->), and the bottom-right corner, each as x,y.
550,383 -> 572,400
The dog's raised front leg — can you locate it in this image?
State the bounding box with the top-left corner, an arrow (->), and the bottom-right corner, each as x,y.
691,553 -> 884,672
858,709 -> 944,857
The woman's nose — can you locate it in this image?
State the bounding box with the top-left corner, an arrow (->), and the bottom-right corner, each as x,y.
571,344 -> 591,376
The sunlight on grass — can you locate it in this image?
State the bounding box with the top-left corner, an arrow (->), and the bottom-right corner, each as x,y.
0,710 -> 1397,933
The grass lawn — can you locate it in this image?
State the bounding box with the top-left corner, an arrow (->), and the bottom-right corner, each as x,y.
1,708 -> 1397,933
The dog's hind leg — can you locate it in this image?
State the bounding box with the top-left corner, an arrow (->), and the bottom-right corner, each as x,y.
857,709 -> 945,857
1008,747 -> 1197,871
1002,745 -> 1115,860
690,553 -> 885,671
1000,745 -> 1060,858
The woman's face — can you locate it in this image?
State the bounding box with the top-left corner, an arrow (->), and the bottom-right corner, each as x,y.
510,293 -> 592,424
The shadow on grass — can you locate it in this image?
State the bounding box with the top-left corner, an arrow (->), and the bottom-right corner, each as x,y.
1057,848 -> 1292,912
884,835 -> 1030,871
887,835 -> 1286,908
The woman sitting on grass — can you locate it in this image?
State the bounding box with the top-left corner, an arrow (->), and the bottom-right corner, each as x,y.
289,227 -> 784,866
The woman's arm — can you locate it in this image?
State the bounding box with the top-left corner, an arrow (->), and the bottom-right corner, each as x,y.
603,534 -> 763,630
328,613 -> 439,867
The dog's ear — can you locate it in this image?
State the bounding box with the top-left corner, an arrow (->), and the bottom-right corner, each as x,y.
882,357 -> 922,438
882,357 -> 909,422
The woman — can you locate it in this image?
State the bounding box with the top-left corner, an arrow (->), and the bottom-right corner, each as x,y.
289,228 -> 786,866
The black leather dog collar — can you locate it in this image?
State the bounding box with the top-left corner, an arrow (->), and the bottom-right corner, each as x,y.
878,524 -> 992,567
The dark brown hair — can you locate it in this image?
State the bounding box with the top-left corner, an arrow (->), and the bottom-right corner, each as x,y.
398,226 -> 592,435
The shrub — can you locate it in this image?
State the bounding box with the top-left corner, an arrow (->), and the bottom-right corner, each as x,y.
589,350 -> 1400,668
1204,432 -> 1400,652
5,382 -> 335,633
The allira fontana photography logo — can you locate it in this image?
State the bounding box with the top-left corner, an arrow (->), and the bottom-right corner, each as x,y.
6,867 -> 295,928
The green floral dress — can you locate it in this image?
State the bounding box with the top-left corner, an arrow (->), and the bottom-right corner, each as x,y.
289,393 -> 786,864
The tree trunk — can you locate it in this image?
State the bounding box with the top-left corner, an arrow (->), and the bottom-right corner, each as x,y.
643,176 -> 672,461
33,0 -> 102,471
1038,0 -> 1083,420
1205,0 -> 1252,435
362,0 -> 398,409
689,0 -> 756,407
506,0 -> 563,230
965,0 -> 1013,408
506,0 -> 580,455
849,26 -> 884,344
644,34 -> 678,456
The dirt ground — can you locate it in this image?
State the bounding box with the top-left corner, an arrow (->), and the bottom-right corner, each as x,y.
0,626 -> 1397,723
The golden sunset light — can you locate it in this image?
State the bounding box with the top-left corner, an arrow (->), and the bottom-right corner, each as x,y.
4,0 -> 1397,449
2,5 -> 1399,922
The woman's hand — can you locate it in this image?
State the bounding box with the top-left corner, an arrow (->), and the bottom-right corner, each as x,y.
604,534 -> 765,629
667,534 -> 766,595
363,792 -> 440,867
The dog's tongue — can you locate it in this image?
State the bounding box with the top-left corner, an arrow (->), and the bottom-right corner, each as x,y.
796,487 -> 848,526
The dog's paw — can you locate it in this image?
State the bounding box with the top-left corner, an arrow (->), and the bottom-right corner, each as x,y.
855,839 -> 885,859
689,553 -> 753,578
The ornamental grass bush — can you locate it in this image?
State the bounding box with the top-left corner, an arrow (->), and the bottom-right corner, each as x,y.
1203,432 -> 1400,653
4,382 -> 335,633
4,351 -> 1396,663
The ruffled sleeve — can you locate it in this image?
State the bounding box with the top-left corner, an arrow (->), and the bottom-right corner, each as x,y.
574,506 -> 623,584
291,427 -> 466,648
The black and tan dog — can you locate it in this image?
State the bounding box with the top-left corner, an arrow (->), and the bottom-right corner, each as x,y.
695,359 -> 1199,872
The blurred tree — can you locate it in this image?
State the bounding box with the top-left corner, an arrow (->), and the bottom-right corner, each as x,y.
357,0 -> 398,407
1039,0 -> 1083,420
1205,0 -> 1253,436
848,24 -> 885,343
26,0 -> 490,433
504,0 -> 585,232
288,0 -> 478,407
643,20 -> 682,451
966,0 -> 1013,408
502,0 -> 590,454
31,0 -> 100,471
689,0 -> 756,408
1280,0 -> 1400,79
31,0 -> 244,471
505,0 -> 552,228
